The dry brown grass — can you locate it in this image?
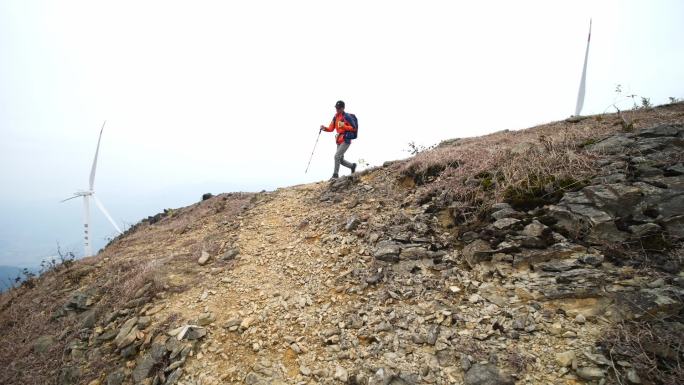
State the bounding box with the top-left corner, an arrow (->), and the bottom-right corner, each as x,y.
97,192 -> 254,307
0,192 -> 254,385
100,258 -> 167,307
0,269 -> 79,384
600,319 -> 684,385
398,103 -> 684,222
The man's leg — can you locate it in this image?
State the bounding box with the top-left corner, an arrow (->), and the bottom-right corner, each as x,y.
334,142 -> 351,176
340,155 -> 354,169
338,143 -> 353,169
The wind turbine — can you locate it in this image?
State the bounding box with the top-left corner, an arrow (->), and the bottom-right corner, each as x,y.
574,19 -> 592,116
61,121 -> 122,257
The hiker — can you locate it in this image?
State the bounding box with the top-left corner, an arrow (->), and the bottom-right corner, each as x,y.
320,100 -> 358,179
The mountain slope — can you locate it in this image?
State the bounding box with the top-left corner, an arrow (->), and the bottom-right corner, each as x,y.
1,103 -> 683,385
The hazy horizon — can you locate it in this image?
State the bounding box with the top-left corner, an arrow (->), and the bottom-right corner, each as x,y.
1,0 -> 683,267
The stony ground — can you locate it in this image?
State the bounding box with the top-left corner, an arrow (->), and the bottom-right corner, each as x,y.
163,182 -> 614,385
2,105 -> 683,385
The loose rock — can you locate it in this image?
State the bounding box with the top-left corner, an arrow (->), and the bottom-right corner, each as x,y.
576,367 -> 605,381
464,364 -> 514,385
198,250 -> 211,265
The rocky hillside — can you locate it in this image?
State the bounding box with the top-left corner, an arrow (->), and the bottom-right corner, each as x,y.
1,103 -> 683,385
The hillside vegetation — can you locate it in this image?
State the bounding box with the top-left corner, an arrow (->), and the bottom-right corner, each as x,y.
1,103 -> 683,385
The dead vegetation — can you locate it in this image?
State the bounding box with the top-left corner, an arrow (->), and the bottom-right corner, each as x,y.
599,319 -> 684,385
398,102 -> 684,223
0,192 -> 254,385
98,192 -> 255,302
0,265 -> 82,384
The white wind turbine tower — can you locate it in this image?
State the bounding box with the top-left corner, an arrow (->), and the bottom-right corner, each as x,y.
61,121 -> 122,257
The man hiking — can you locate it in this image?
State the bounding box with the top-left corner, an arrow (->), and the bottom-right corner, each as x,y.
320,100 -> 357,179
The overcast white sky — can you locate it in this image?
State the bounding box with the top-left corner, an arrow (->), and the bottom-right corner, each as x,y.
1,0 -> 683,266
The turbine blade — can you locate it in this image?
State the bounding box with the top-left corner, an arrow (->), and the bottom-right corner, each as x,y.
93,195 -> 123,234
575,19 -> 591,116
89,121 -> 106,190
60,195 -> 79,203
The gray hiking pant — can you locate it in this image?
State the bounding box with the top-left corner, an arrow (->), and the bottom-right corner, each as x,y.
334,142 -> 353,175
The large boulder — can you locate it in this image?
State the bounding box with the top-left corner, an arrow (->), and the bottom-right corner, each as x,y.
581,184 -> 643,218
634,137 -> 683,154
586,135 -> 634,154
547,202 -> 628,244
637,123 -> 683,138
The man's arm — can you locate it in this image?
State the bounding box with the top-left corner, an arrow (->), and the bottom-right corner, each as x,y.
320,118 -> 335,132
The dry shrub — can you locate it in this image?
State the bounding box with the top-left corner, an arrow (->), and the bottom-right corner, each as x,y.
399,103 -> 684,221
600,320 -> 684,385
402,126 -> 600,220
0,192 -> 255,385
603,239 -> 681,273
506,349 -> 536,374
100,258 -> 167,308
0,282 -> 77,385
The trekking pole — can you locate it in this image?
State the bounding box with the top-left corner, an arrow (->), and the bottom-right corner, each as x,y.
305,129 -> 322,174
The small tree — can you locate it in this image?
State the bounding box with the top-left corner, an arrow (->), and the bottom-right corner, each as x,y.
610,84 -> 653,112
40,242 -> 75,274
406,141 -> 436,155
56,242 -> 75,268
17,268 -> 36,288
640,97 -> 652,109
607,84 -> 654,131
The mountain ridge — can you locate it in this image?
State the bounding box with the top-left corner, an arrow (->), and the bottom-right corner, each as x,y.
2,103 -> 683,385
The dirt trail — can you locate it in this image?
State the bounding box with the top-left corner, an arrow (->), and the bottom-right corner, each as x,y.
158,177 -> 606,385
166,182 -> 353,384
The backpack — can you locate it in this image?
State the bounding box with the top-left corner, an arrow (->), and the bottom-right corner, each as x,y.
342,113 -> 358,143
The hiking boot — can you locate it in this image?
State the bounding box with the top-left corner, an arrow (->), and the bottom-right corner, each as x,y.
351,163 -> 357,174
330,173 -> 339,180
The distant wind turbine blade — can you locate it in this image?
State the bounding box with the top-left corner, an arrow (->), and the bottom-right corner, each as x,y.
575,19 -> 592,116
89,121 -> 106,190
93,195 -> 123,234
60,195 -> 80,203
